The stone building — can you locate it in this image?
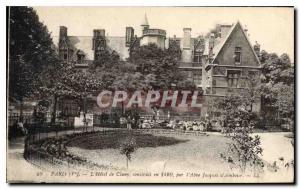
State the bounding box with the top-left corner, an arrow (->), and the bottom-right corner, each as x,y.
54,15 -> 261,116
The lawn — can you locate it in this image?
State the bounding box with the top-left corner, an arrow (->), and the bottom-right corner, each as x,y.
66,130 -> 294,182
67,131 -> 189,150
67,131 -> 235,172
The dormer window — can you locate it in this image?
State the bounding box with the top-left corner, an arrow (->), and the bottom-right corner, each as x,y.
234,47 -> 242,64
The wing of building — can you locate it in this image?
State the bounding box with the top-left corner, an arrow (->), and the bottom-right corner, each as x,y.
54,16 -> 262,116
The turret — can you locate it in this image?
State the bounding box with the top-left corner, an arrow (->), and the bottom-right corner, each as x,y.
141,13 -> 149,34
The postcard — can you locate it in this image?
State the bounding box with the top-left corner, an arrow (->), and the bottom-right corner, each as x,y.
7,6 -> 294,183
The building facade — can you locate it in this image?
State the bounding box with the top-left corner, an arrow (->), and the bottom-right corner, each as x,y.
55,15 -> 261,116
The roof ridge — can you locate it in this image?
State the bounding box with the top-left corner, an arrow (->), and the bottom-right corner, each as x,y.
210,22 -> 238,63
210,21 -> 261,67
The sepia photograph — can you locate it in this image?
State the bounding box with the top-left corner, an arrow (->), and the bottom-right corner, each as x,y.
6,6 -> 294,183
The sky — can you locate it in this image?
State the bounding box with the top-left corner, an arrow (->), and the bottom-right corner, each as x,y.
33,7 -> 294,61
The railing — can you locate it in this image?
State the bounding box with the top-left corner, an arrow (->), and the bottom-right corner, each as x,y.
143,29 -> 166,37
8,112 -> 58,126
140,114 -> 202,121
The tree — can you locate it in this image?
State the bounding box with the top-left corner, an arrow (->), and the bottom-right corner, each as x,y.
268,82 -> 294,130
64,69 -> 103,131
260,52 -> 293,84
92,49 -> 120,69
259,50 -> 294,130
217,94 -> 263,173
39,62 -> 103,131
38,63 -> 78,125
128,43 -> 195,90
119,135 -> 137,169
9,6 -> 58,119
214,70 -> 263,173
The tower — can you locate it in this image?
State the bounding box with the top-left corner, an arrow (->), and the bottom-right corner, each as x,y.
140,13 -> 149,35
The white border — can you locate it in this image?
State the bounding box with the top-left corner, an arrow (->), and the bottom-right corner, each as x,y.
1,1 -> 297,189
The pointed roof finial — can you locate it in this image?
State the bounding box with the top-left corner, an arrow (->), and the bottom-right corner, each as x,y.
141,13 -> 149,26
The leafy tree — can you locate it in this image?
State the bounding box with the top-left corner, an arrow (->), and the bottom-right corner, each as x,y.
267,82 -> 294,129
215,72 -> 263,172
40,62 -> 103,130
128,43 -> 195,90
9,6 -> 58,119
217,94 -> 263,173
119,135 -> 137,169
64,69 -> 103,131
166,39 -> 181,61
38,62 -> 73,124
259,50 -> 294,129
260,52 -> 293,84
92,49 -> 120,69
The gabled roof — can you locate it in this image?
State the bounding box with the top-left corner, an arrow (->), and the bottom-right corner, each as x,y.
210,21 -> 261,67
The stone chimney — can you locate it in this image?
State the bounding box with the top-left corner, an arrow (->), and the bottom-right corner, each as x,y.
59,26 -> 68,45
125,27 -> 134,47
93,29 -> 105,38
93,29 -> 106,50
183,28 -> 192,49
58,26 -> 68,60
209,33 -> 215,49
182,28 -> 192,62
219,24 -> 232,38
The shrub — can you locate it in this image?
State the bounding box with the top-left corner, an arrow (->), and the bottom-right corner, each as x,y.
119,135 -> 137,169
217,94 -> 264,173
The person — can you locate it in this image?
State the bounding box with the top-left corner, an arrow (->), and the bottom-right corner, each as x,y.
127,116 -> 132,130
120,116 -> 126,128
192,120 -> 198,131
132,118 -> 135,129
17,121 -> 28,135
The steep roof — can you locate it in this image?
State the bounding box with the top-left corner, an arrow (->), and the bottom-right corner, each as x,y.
210,21 -> 261,67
